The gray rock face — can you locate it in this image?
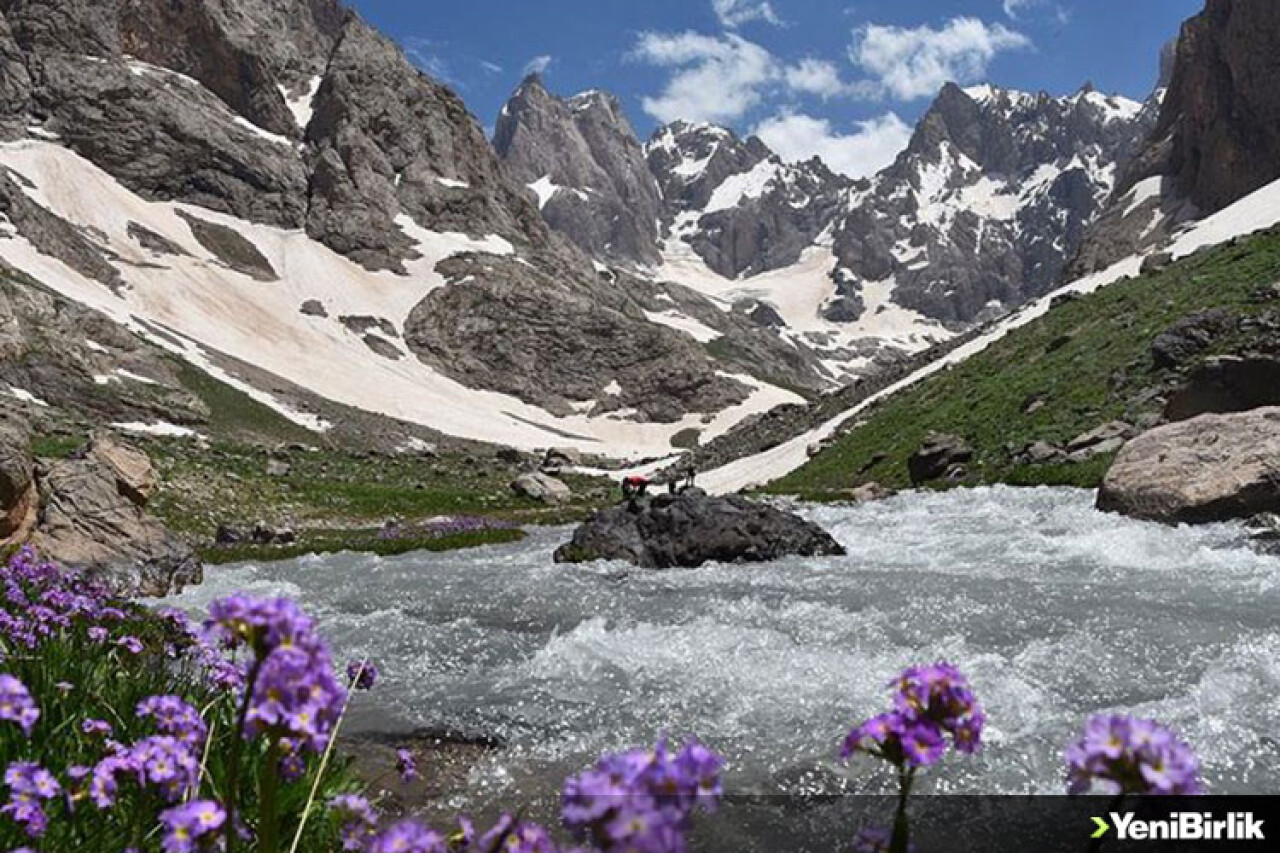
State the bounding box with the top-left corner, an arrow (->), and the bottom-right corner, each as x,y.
495,76 -> 663,267
1070,2 -> 1280,277
1164,356 -> 1280,422
304,16 -> 545,272
1151,308 -> 1237,370
908,432 -> 974,484
554,491 -> 845,568
833,83 -> 1155,323
0,414 -> 34,539
32,448 -> 201,597
1097,407 -> 1280,524
646,122 -> 850,279
404,254 -> 750,422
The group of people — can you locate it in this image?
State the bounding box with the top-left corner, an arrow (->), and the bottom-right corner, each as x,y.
620,464 -> 696,501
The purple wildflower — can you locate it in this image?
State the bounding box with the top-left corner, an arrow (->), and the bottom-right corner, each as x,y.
840,662 -> 983,771
116,635 -> 144,655
346,658 -> 378,690
137,696 -> 208,748
365,820 -> 448,853
81,718 -> 113,737
396,748 -> 419,782
329,793 -> 378,851
159,799 -> 225,853
1065,715 -> 1202,795
209,595 -> 346,754
0,675 -> 39,736
562,738 -> 723,853
87,625 -> 109,643
3,762 -> 61,838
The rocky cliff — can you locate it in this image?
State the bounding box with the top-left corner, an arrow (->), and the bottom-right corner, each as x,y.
1069,0 -> 1280,277
0,0 -> 815,455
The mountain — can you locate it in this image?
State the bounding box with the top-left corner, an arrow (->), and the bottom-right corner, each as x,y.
494,75 -> 663,268
496,75 -> 1155,387
831,82 -> 1155,325
0,0 -> 827,458
1069,0 -> 1280,277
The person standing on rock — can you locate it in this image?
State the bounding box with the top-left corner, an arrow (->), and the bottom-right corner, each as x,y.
621,475 -> 649,502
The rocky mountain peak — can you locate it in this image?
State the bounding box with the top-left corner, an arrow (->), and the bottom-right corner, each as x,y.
494,74 -> 662,267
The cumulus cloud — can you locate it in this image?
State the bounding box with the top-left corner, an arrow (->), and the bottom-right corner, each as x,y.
850,17 -> 1031,100
633,31 -> 778,124
753,112 -> 911,179
712,0 -> 781,29
522,55 -> 554,76
633,32 -> 869,124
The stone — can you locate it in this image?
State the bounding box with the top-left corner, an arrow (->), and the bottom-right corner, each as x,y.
30,455 -> 200,597
908,433 -> 974,485
1150,309 -> 1237,370
89,432 -> 158,507
0,416 -> 35,540
1021,441 -> 1066,464
1140,251 -> 1173,275
511,472 -> 572,504
843,483 -> 894,504
1066,421 -> 1133,453
300,299 -> 328,318
495,447 -> 524,465
1164,355 -> 1280,421
1097,407 -> 1280,524
266,458 -> 291,477
554,491 -> 845,568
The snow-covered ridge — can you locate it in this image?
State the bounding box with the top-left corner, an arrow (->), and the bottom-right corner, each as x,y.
696,174 -> 1280,493
0,140 -> 796,457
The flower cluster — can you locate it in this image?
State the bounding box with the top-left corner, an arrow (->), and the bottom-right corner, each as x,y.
159,800 -> 225,853
841,662 -> 984,769
137,696 -> 208,748
561,739 -> 724,853
0,674 -> 39,736
1065,715 -> 1202,795
208,595 -> 346,754
395,749 -> 418,782
2,763 -> 61,838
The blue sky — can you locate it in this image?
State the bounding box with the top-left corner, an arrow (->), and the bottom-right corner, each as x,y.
349,0 -> 1202,177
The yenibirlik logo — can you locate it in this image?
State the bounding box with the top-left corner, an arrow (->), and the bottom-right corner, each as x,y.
1091,812 -> 1266,842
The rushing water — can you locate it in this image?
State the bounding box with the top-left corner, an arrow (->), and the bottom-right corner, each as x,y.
166,486 -> 1280,811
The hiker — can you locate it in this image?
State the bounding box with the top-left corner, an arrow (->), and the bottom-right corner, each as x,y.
621,474 -> 649,501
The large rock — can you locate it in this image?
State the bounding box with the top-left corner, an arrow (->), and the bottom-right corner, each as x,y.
1164,355 -> 1280,421
0,414 -> 35,540
89,432 -> 159,506
1096,407 -> 1280,524
511,472 -> 572,505
1150,309 -> 1237,370
30,454 -> 200,597
908,433 -> 974,485
554,491 -> 845,568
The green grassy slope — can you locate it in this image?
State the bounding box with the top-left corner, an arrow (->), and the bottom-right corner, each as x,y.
769,227 -> 1280,497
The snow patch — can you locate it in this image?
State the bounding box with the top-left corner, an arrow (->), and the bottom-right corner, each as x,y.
111,421 -> 200,439
704,160 -> 781,214
6,387 -> 48,407
279,76 -> 322,132
1124,176 -> 1166,217
642,310 -> 722,343
435,177 -> 471,190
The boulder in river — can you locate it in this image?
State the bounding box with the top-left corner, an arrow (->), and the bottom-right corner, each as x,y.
554,490 -> 845,568
1096,407 -> 1280,524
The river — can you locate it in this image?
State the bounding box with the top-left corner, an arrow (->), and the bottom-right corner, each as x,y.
164,486 -> 1280,841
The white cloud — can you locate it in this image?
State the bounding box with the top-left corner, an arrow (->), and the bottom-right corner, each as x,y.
850,17 -> 1031,100
784,58 -> 874,100
634,32 -> 873,125
712,0 -> 781,29
753,112 -> 911,179
480,61 -> 504,75
523,55 -> 554,76
1002,0 -> 1033,16
633,32 -> 777,124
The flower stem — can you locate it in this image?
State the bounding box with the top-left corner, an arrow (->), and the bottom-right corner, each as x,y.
225,655 -> 265,853
285,661 -> 364,853
259,738 -> 283,853
891,765 -> 916,853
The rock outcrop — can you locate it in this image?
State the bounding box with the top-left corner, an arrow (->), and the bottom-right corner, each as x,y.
554,490 -> 845,568
1069,1 -> 1280,277
908,433 -> 974,485
1164,355 -> 1280,421
1096,407 -> 1280,524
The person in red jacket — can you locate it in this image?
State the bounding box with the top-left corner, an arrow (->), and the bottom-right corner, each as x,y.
621,475 -> 649,500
